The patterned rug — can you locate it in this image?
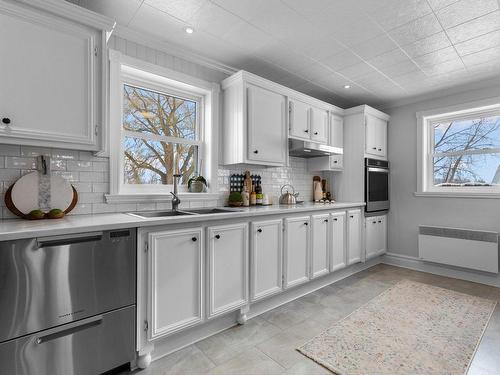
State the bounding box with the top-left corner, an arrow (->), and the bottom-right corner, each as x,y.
297,280 -> 496,375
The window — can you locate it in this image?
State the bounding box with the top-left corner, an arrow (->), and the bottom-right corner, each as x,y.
107,50 -> 219,201
417,100 -> 500,196
122,84 -> 201,187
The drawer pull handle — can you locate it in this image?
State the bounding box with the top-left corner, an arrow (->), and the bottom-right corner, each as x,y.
35,316 -> 103,344
324,219 -> 329,223
215,234 -> 221,239
192,237 -> 197,242
253,150 -> 259,154
257,228 -> 262,233
2,117 -> 11,125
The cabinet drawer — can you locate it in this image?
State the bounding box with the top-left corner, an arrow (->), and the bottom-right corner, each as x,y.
330,154 -> 343,169
0,306 -> 135,375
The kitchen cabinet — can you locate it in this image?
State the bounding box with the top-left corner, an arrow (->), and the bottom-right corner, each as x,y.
365,115 -> 388,159
284,216 -> 310,288
148,228 -> 204,340
330,211 -> 346,272
207,223 -> 249,318
0,1 -> 111,151
247,84 -> 287,164
311,214 -> 330,278
310,106 -> 329,144
347,209 -> 362,264
222,73 -> 287,167
250,219 -> 283,301
289,98 -> 311,140
365,215 -> 387,259
308,154 -> 343,171
329,113 -> 344,150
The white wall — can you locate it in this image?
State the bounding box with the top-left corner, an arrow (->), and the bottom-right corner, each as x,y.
387,83 -> 500,260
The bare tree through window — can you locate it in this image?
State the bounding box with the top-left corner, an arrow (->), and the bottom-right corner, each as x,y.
432,114 -> 500,186
122,84 -> 198,186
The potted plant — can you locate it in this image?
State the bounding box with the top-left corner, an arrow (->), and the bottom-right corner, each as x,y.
227,191 -> 243,207
188,175 -> 207,193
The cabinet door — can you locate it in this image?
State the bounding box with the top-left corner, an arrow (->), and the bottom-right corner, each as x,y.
250,220 -> 283,301
148,228 -> 203,340
310,106 -> 328,144
247,84 -> 287,164
330,212 -> 346,272
347,209 -> 362,264
289,99 -> 311,139
207,223 -> 249,318
311,214 -> 330,278
365,216 -> 379,260
0,6 -> 99,149
377,215 -> 387,255
284,216 -> 310,288
329,114 -> 343,149
377,119 -> 388,158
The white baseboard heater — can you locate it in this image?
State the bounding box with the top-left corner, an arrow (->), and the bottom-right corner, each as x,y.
418,225 -> 499,274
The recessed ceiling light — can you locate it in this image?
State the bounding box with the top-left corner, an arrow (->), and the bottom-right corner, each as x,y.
344,84 -> 351,89
184,26 -> 194,34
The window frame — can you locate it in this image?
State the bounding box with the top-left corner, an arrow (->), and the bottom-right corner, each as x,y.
107,50 -> 220,203
416,97 -> 500,198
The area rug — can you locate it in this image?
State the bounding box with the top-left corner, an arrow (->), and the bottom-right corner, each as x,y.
297,279 -> 496,375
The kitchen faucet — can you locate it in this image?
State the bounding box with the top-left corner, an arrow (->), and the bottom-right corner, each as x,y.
170,174 -> 181,211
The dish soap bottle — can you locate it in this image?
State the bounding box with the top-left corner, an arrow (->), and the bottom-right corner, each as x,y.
250,183 -> 257,206
255,181 -> 263,205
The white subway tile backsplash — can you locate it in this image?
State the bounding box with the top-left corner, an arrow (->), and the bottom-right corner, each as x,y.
0,169 -> 21,182
72,182 -> 93,193
92,161 -> 109,172
51,149 -> 79,160
67,160 -> 93,171
0,145 -> 21,156
92,183 -> 109,193
20,146 -> 51,157
4,157 -> 37,169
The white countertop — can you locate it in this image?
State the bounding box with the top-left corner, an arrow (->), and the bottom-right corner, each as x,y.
0,202 -> 365,241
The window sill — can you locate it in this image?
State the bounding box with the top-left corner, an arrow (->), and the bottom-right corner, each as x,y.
414,192 -> 500,199
105,193 -> 220,204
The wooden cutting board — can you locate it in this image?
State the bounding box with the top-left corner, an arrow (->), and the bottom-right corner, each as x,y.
5,171 -> 78,219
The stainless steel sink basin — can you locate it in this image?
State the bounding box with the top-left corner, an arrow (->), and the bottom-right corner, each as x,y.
181,208 -> 242,215
128,208 -> 241,219
128,210 -> 196,218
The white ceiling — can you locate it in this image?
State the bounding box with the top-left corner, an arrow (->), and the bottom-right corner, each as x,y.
72,0 -> 500,107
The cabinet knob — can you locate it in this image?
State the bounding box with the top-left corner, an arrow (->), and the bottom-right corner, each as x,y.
253,150 -> 259,154
333,218 -> 338,221
372,147 -> 377,150
372,221 -> 377,224
378,148 -> 382,151
1,117 -> 11,125
304,129 -> 309,133
378,220 -> 382,223
192,237 -> 197,242
333,161 -> 338,163
314,132 -> 318,135
257,228 -> 262,233
350,215 -> 354,218
304,222 -> 308,226
323,219 -> 329,223
215,234 -> 220,239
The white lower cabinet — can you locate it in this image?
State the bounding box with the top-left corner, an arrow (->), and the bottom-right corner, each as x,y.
148,228 -> 204,340
347,209 -> 362,264
311,214 -> 330,279
207,223 -> 249,318
284,216 -> 310,288
250,219 -> 283,301
365,215 -> 387,259
330,212 -> 347,272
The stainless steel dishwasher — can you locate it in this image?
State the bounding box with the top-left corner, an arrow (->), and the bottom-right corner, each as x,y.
0,229 -> 136,375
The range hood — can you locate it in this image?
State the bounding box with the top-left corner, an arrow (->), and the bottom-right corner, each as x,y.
288,139 -> 342,158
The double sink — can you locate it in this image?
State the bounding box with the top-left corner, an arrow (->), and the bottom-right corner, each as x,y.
129,208 -> 241,219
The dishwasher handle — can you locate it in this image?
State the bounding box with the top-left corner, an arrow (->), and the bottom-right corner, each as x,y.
36,232 -> 103,248
35,315 -> 103,344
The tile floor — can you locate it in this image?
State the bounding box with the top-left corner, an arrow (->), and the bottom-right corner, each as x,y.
130,264 -> 500,375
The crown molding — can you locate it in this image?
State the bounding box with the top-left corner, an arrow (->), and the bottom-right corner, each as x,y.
113,24 -> 237,76
12,0 -> 115,30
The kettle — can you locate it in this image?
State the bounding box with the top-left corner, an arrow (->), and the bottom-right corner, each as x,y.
279,184 -> 297,205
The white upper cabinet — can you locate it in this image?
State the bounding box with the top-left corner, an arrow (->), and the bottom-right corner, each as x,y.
329,113 -> 344,150
0,1 -> 112,151
310,106 -> 329,144
289,98 -> 311,140
365,115 -> 388,159
247,84 -> 287,164
222,72 -> 287,166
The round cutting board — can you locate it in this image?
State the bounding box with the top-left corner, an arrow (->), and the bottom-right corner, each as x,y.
5,171 -> 78,218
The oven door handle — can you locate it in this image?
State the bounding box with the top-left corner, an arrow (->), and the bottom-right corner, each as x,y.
35,315 -> 103,344
367,167 -> 389,173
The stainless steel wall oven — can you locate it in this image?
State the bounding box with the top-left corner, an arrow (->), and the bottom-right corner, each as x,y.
365,158 -> 389,213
